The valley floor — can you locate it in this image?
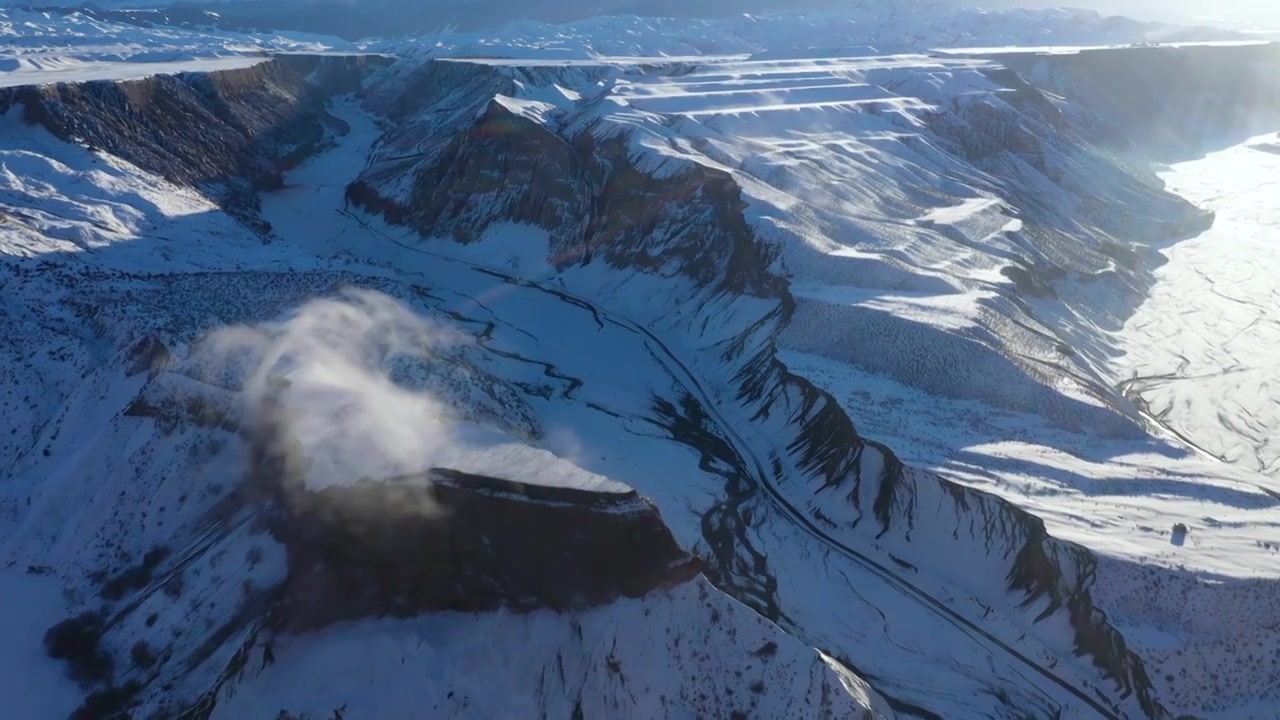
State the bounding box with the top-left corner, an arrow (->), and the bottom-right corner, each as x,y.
1116,137 -> 1280,482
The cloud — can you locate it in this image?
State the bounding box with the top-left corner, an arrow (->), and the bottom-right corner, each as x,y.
202,288 -> 466,495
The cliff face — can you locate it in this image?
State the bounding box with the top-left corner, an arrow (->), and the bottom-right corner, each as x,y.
348,91 -> 785,297
274,469 -> 703,633
998,43 -> 1280,160
0,55 -> 390,232
704,304 -> 1172,718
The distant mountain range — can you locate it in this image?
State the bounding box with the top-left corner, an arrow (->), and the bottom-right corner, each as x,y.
2,0 -> 1253,40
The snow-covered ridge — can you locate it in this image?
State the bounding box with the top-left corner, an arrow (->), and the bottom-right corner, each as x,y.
0,1 -> 1248,68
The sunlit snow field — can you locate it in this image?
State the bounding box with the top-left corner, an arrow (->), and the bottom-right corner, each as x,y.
1117,137 -> 1280,480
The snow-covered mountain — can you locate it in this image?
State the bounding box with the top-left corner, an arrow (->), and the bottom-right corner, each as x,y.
0,0 -> 1248,89
2,7 -> 1279,720
0,0 -> 1250,45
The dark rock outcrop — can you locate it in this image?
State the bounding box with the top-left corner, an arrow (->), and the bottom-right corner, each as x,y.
228,373 -> 705,634
349,62 -> 786,297
359,99 -> 595,245
0,54 -> 390,231
273,469 -> 703,633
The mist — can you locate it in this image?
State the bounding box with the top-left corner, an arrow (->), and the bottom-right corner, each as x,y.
204,288 -> 467,493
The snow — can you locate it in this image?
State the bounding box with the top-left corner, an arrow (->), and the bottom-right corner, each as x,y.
251,102 -> 629,495
754,130 -> 1280,719
0,6 -> 350,88
0,55 -> 267,89
374,5 -> 1245,59
1114,136 -> 1280,481
780,346 -> 1280,716
377,193 -> 1176,716
935,38 -> 1272,55
781,347 -> 1278,575
210,578 -> 891,720
0,105 -> 274,269
0,104 -> 1146,714
501,49 -> 1132,441
0,0 -> 1246,89
347,44 -> 1280,718
279,50 -> 1276,716
0,571 -> 82,719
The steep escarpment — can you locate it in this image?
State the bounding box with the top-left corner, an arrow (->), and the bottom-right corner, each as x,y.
349,63 -> 785,297
713,295 -> 1171,718
0,55 -> 389,231
270,468 -> 703,632
347,99 -> 594,246
714,320 -> 1167,716
998,42 -> 1280,160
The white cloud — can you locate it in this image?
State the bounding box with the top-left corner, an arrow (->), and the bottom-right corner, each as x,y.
205,288 -> 466,494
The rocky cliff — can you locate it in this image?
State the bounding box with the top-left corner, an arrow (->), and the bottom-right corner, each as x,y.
0,55 -> 390,232
273,468 -> 703,631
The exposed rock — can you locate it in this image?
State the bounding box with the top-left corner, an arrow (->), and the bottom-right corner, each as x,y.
274,469 -> 704,633
0,55 -> 390,232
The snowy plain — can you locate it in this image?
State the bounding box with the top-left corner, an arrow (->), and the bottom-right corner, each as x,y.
1115,137 -> 1280,480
